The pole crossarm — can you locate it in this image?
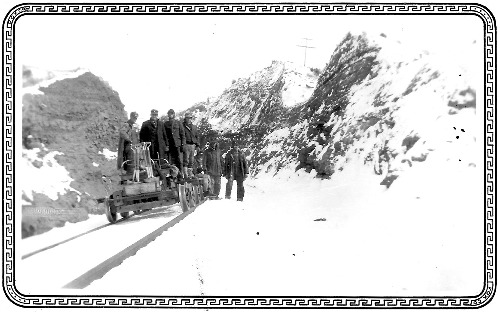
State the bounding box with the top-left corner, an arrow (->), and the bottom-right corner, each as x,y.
297,38 -> 316,67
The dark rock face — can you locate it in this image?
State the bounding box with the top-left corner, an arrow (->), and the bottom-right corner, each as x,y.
180,34 -> 384,177
23,71 -> 125,150
185,31 -> 476,188
307,33 -> 381,120
22,69 -> 128,237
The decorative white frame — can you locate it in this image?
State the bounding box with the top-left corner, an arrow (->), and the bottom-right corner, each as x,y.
2,3 -> 495,308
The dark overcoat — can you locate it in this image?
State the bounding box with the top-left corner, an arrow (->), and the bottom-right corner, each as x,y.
203,146 -> 222,176
224,149 -> 248,179
140,119 -> 169,160
164,119 -> 186,147
117,120 -> 138,169
183,121 -> 199,147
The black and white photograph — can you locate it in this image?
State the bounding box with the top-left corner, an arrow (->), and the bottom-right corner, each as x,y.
1,0 -> 498,310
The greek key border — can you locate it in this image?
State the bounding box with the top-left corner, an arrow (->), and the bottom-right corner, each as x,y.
2,2 -> 495,308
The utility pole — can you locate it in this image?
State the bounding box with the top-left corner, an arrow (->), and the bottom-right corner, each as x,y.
297,38 -> 315,67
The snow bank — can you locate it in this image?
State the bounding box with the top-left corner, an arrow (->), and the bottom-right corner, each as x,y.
21,148 -> 80,201
98,148 -> 117,160
281,62 -> 318,107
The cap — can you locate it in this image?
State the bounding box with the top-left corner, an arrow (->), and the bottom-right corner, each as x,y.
168,109 -> 175,115
130,111 -> 139,118
151,109 -> 158,115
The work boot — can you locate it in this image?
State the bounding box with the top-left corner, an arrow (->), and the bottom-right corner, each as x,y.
237,198 -> 243,202
225,196 -> 231,199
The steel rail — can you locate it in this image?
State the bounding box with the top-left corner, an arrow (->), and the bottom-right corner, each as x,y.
62,199 -> 205,289
21,206 -> 158,260
22,221 -> 116,260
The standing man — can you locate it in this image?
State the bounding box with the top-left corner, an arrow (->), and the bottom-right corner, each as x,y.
203,141 -> 223,199
140,109 -> 169,163
117,111 -> 139,174
224,141 -> 249,201
182,112 -> 199,178
164,109 -> 186,177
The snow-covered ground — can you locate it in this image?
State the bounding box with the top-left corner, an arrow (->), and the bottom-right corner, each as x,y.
18,146 -> 483,297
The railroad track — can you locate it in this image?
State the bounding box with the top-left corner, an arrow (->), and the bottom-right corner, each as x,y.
20,191 -> 207,292
63,202 -> 203,289
21,208 -> 151,260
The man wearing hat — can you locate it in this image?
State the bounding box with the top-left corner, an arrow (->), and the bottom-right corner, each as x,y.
164,109 -> 186,177
139,109 -> 169,162
203,140 -> 223,199
182,112 -> 199,178
117,111 -> 139,174
224,141 -> 249,201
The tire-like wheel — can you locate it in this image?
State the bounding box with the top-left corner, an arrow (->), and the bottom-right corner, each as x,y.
187,184 -> 196,208
193,184 -> 200,205
105,197 -> 117,224
199,184 -> 205,202
178,183 -> 189,212
191,184 -> 198,208
120,211 -> 130,219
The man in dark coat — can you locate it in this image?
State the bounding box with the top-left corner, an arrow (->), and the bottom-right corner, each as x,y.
224,141 -> 249,201
139,109 -> 169,163
164,109 -> 185,176
117,111 -> 139,174
182,112 -> 199,178
203,141 -> 223,198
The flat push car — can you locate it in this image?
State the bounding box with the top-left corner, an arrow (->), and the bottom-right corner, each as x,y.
102,143 -> 206,224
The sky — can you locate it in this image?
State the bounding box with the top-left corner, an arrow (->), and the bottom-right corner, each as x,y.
16,12 -> 482,123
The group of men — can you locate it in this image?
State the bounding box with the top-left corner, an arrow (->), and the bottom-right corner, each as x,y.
117,109 -> 249,201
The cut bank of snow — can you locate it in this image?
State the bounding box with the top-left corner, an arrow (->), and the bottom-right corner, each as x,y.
260,127 -> 290,155
99,148 -> 117,160
21,148 -> 80,201
281,62 -> 318,107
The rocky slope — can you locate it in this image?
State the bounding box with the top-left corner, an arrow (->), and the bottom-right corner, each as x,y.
186,32 -> 478,187
22,67 -> 128,237
180,61 -> 320,152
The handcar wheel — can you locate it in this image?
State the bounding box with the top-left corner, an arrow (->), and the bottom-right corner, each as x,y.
193,184 -> 199,205
184,183 -> 193,209
105,197 -> 117,224
199,184 -> 205,202
120,211 -> 130,219
188,184 -> 196,208
178,183 -> 189,212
